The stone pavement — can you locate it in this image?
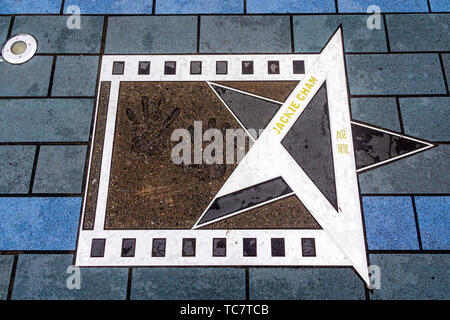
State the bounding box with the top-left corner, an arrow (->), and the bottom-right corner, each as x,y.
0,0 -> 448,300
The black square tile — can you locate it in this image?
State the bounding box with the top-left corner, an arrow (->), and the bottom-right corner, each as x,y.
112,61 -> 125,75
152,238 -> 166,257
90,238 -> 105,257
138,61 -> 151,75
190,61 -> 202,75
242,61 -> 254,74
182,238 -> 196,257
164,61 -> 176,75
293,60 -> 305,74
121,238 -> 136,257
243,238 -> 257,257
301,238 -> 316,257
213,238 -> 226,257
216,61 -> 228,75
271,238 -> 285,257
268,60 -> 280,74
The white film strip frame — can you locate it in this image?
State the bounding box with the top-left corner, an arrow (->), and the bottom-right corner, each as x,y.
75,54 -> 355,268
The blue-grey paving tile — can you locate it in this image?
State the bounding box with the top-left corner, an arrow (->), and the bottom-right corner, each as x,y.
64,0 -> 153,14
0,56 -> 53,96
249,268 -> 365,300
351,97 -> 400,131
0,198 -> 81,250
11,16 -> 103,53
105,16 -> 197,54
430,0 -> 450,12
0,255 -> 14,300
0,0 -> 62,14
32,145 -> 87,194
386,14 -> 450,52
131,268 -> 245,300
52,56 -> 99,97
156,0 -> 243,14
346,54 -> 446,95
293,15 -> 387,53
0,17 -> 10,44
359,145 -> 450,194
200,16 -> 291,53
338,0 -> 429,13
415,196 -> 450,250
362,197 -> 419,250
400,97 -> 450,141
0,146 -> 35,194
0,99 -> 93,142
247,0 -> 336,13
12,254 -> 128,300
369,254 -> 450,300
442,54 -> 450,92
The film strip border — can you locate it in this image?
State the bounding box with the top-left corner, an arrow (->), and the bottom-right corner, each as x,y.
99,54 -> 318,82
75,230 -> 351,266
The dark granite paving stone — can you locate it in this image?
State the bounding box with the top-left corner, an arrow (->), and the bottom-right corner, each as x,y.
293,15 -> 387,53
210,84 -> 281,139
121,239 -> 136,257
152,239 -> 166,257
0,56 -> 53,97
216,61 -> 228,74
369,254 -> 450,300
362,196 -> 419,250
271,238 -> 285,257
242,61 -> 254,74
301,238 -> 316,257
386,14 -> 450,52
338,0 -> 429,13
200,16 -> 291,53
12,16 -> 103,54
0,255 -> 14,300
182,238 -> 196,257
247,0 -> 336,13
190,61 -> 202,75
0,0 -> 62,14
443,54 -> 450,92
198,177 -> 292,225
0,146 -> 35,194
112,61 -> 125,75
164,61 -> 176,75
32,145 -> 87,194
52,56 -> 99,97
352,123 -> 428,170
213,238 -> 226,257
0,17 -> 10,44
131,268 -> 245,300
90,239 -> 106,258
64,0 -> 153,14
0,99 -> 93,142
0,198 -> 81,250
243,238 -> 257,257
156,0 -> 243,14
346,54 -> 447,95
249,268 -> 365,300
282,83 -> 338,211
205,194 -> 322,229
293,60 -> 305,74
12,254 -> 128,300
415,196 -> 450,250
138,61 -> 151,75
430,0 -> 450,12
400,97 -> 450,141
350,97 -> 400,132
359,145 -> 450,194
106,16 -> 197,54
